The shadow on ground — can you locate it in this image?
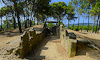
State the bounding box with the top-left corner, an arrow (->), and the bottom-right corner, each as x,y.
0,27 -> 26,37
0,26 -> 44,37
76,42 -> 100,60
0,27 -> 37,37
24,35 -> 59,60
79,32 -> 88,34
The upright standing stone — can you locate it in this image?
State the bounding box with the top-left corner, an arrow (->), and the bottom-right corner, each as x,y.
66,36 -> 69,53
60,25 -> 63,39
68,39 -> 77,57
68,32 -> 76,39
65,29 -> 69,36
29,29 -> 36,37
20,31 -> 29,58
58,26 -> 60,39
56,26 -> 60,39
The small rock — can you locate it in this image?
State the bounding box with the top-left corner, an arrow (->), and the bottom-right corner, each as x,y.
6,42 -> 10,44
7,48 -> 15,54
68,32 -> 76,39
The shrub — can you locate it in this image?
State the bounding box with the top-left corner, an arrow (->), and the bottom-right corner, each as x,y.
62,25 -> 66,28
83,26 -> 88,30
88,25 -> 92,30
91,26 -> 97,32
68,24 -> 100,32
79,25 -> 82,30
47,23 -> 55,27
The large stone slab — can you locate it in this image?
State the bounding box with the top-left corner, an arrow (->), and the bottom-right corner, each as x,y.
68,39 -> 77,57
68,32 -> 76,39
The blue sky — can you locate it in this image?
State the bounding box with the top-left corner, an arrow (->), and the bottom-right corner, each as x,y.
0,0 -> 96,25
49,0 -> 95,25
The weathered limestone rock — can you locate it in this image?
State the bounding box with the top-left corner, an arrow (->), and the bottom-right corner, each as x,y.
56,26 -> 60,39
29,29 -> 36,37
7,48 -> 15,54
19,31 -> 29,58
60,24 -> 77,57
4,48 -> 15,55
68,32 -> 76,39
65,29 -> 69,36
66,36 -> 69,53
60,25 -> 63,39
14,26 -> 47,58
68,39 -> 77,57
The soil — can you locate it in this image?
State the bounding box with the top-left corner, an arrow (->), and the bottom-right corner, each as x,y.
0,26 -> 100,60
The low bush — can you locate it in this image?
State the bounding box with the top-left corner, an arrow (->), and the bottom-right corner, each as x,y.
47,23 -> 55,27
67,25 -> 99,32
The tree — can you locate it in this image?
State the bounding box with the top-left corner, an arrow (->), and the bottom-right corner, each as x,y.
50,2 -> 68,26
2,0 -> 25,33
88,0 -> 100,33
71,0 -> 91,31
0,6 -> 11,30
93,0 -> 100,33
78,9 -> 86,31
0,10 -> 3,31
33,0 -> 51,25
71,0 -> 80,29
67,2 -> 76,29
90,9 -> 97,33
77,0 -> 91,32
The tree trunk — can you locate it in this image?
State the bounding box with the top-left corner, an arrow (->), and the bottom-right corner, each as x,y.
95,19 -> 98,33
1,17 -> 2,30
58,20 -> 60,26
25,20 -> 27,28
81,18 -> 84,32
92,16 -> 95,33
12,13 -> 16,29
97,16 -> 100,33
92,21 -> 95,33
87,15 -> 89,32
68,20 -> 69,29
24,14 -> 25,28
25,17 -> 27,28
6,14 -> 8,29
30,20 -> 32,27
99,21 -> 100,33
73,20 -> 75,30
32,16 -> 33,25
43,19 -> 45,23
46,16 -> 48,21
14,1 -> 22,33
77,14 -> 79,29
37,21 -> 38,25
28,16 -> 30,27
30,11 -> 32,27
24,14 -> 26,28
56,18 -> 58,25
17,15 -> 22,33
37,18 -> 38,25
34,17 -> 35,25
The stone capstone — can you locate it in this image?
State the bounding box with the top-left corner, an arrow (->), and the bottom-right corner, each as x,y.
68,32 -> 76,39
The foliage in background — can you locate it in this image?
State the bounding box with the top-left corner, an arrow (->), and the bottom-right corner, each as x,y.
68,25 -> 99,32
47,23 -> 55,27
59,21 -> 65,28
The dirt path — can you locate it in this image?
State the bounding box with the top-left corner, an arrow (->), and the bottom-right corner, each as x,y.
23,36 -> 98,60
67,29 -> 100,48
0,35 -> 100,60
0,25 -> 100,60
0,25 -> 44,60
